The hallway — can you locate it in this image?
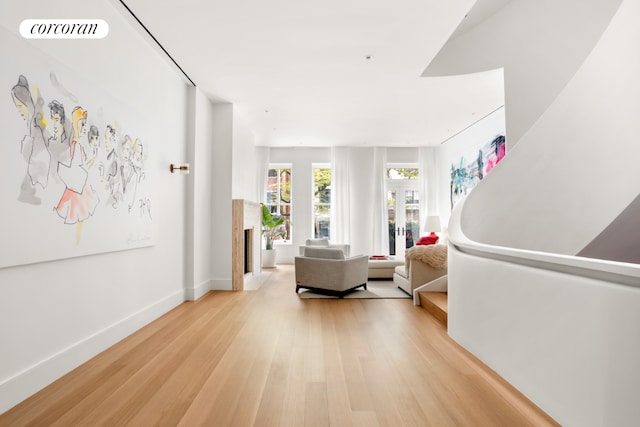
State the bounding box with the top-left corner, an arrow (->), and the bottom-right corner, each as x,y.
1,266 -> 557,426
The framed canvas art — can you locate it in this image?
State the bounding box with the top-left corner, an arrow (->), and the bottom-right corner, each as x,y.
1,28 -> 156,268
450,134 -> 506,208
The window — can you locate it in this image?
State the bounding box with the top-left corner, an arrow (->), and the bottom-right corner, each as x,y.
387,167 -> 418,180
313,165 -> 331,238
266,165 -> 292,243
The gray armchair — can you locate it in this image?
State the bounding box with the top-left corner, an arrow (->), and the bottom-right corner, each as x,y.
295,247 -> 368,297
298,238 -> 351,258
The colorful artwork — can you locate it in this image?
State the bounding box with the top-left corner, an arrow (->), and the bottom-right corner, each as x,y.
1,29 -> 155,268
450,134 -> 506,208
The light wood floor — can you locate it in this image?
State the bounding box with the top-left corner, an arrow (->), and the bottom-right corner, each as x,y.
1,265 -> 559,426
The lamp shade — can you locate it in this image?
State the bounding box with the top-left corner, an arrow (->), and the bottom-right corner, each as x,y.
423,215 -> 441,233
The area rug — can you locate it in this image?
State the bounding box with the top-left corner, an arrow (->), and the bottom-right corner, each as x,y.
297,280 -> 410,299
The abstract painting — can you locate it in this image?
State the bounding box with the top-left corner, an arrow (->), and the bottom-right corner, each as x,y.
450,134 -> 506,208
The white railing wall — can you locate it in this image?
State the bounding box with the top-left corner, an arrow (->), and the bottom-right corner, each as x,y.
446,0 -> 640,425
448,219 -> 640,425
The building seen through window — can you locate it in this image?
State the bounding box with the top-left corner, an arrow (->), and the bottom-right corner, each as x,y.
266,165 -> 292,243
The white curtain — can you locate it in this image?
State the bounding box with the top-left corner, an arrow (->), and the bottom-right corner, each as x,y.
330,147 -> 351,244
372,147 -> 389,254
419,146 -> 440,229
256,146 -> 270,204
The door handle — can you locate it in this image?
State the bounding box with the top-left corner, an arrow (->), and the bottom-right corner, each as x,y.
402,227 -> 405,236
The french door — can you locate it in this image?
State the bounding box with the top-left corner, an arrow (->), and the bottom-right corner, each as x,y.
387,185 -> 420,257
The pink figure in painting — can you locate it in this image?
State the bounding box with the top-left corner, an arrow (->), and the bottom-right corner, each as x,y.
55,107 -> 99,241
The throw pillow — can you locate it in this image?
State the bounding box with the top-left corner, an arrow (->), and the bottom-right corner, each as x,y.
416,235 -> 439,245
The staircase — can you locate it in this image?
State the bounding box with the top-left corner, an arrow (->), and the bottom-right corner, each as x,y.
418,291 -> 448,327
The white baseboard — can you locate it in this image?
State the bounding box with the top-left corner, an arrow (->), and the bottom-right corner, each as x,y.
210,278 -> 232,291
184,280 -> 212,301
0,290 -> 184,415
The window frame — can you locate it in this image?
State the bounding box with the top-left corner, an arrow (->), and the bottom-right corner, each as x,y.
265,163 -> 293,245
312,163 -> 331,239
386,163 -> 419,180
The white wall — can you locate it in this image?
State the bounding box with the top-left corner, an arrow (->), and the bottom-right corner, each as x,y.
232,111 -> 259,202
0,0 -> 189,413
210,104 -> 234,290
425,0 -> 623,146
460,0 -> 640,255
448,0 -> 640,424
386,147 -> 418,164
448,247 -> 640,426
190,103 -> 260,291
437,107 -> 506,227
186,88 -> 216,299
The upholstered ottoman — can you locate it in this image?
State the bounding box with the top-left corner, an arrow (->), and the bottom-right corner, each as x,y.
367,256 -> 404,279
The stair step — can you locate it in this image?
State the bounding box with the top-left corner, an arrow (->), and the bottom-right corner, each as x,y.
419,291 -> 448,326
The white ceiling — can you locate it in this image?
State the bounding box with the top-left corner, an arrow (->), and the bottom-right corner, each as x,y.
122,0 -> 508,147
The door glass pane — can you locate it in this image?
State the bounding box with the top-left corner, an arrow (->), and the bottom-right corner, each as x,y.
405,190 -> 420,249
387,190 -> 396,256
313,205 -> 330,238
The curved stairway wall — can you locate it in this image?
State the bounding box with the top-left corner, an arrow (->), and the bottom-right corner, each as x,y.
424,0 -> 624,146
446,0 -> 640,425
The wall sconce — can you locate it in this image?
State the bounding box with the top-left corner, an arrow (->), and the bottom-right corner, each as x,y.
169,163 -> 190,174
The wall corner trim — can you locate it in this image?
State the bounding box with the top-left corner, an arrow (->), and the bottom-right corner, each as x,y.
185,280 -> 212,301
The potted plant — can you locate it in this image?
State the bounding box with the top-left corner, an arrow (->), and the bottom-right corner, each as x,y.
261,203 -> 286,268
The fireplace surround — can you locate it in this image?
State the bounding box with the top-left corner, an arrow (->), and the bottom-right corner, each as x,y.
232,199 -> 262,290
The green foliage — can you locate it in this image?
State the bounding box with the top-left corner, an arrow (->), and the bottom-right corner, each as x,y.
261,203 -> 286,250
313,168 -> 331,203
279,169 -> 291,203
387,168 -> 419,179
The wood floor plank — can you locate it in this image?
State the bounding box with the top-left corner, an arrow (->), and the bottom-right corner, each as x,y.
125,310 -> 246,426
253,301 -> 298,427
320,303 -> 356,427
280,305 -> 310,427
304,382 -> 329,427
0,264 -> 559,427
